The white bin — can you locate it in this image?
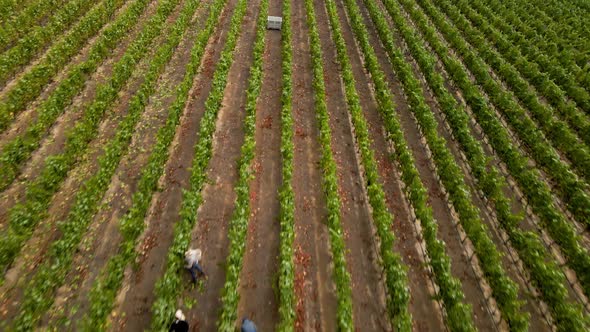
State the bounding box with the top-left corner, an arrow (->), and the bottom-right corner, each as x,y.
267,16 -> 282,30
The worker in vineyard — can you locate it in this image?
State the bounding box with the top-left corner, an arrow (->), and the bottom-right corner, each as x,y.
241,317 -> 257,332
169,309 -> 189,332
185,248 -> 206,285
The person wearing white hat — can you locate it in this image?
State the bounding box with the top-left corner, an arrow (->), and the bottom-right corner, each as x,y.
185,248 -> 206,285
169,309 -> 189,332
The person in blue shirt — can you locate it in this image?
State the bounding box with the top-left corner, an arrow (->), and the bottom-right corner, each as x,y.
241,317 -> 257,332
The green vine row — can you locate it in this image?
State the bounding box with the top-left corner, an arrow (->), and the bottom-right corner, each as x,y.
0,0 -> 181,284
401,0 -> 590,312
423,0 -> 590,228
327,0 -> 469,330
0,0 -> 150,191
149,0 -> 249,329
467,0 -> 590,115
304,0 -> 357,329
357,0 -> 527,329
276,0 -> 295,329
82,0 -> 227,328
454,0 -> 590,152
0,0 -> 67,49
8,0 -> 191,329
217,0 -> 267,328
0,0 -> 29,21
385,0 -> 589,329
479,0 -> 590,92
0,0 -> 119,133
474,0 -> 590,145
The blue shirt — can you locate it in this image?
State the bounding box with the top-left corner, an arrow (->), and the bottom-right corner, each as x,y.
241,319 -> 257,332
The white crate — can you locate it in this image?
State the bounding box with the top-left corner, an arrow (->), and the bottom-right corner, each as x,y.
267,16 -> 282,30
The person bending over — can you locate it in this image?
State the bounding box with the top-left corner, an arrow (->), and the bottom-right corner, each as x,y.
185,248 -> 206,285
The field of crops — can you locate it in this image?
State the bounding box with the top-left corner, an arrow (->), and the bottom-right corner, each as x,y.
0,0 -> 589,330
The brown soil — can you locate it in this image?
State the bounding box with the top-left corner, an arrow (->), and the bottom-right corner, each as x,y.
352,0 -> 501,330
0,0 -> 185,324
180,1 -> 262,330
411,41 -> 553,331
235,0 -> 283,329
0,0 -> 137,150
106,1 -> 239,330
38,2 -> 214,329
314,0 -> 393,330
290,0 -> 338,330
0,0 -> 103,91
0,0 -> 161,227
401,0 -> 588,318
416,0 -> 587,319
333,0 -> 446,330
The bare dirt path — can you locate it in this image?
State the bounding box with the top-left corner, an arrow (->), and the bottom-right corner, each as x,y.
314,0 -> 393,330
37,2 -> 214,328
0,0 -> 140,151
106,1 -> 238,329
380,1 -> 553,329
395,0 -> 587,321
181,1 -> 262,330
0,0 -> 160,226
0,0 -> 104,91
235,0 -> 283,329
0,1 -> 186,323
410,39 -> 553,332
352,0 -> 500,330
333,0 -> 446,330
290,0 -> 338,330
420,3 -> 586,320
418,0 -> 590,246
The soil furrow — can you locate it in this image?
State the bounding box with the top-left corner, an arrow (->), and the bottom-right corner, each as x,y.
0,0 -> 160,226
235,0 -> 282,329
105,1 -> 237,329
352,0 -> 502,329
0,0 -> 140,153
333,0 -> 446,330
314,0 -> 393,330
0,2 -> 184,323
401,0 -> 590,308
180,0 -> 262,329
374,0 -> 554,329
290,0 -> 338,329
37,2 -> 213,328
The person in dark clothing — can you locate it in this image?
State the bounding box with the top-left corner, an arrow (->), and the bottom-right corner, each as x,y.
169,309 -> 189,332
241,317 -> 257,332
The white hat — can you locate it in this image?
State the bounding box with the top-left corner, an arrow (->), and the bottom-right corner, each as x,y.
175,309 -> 186,321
